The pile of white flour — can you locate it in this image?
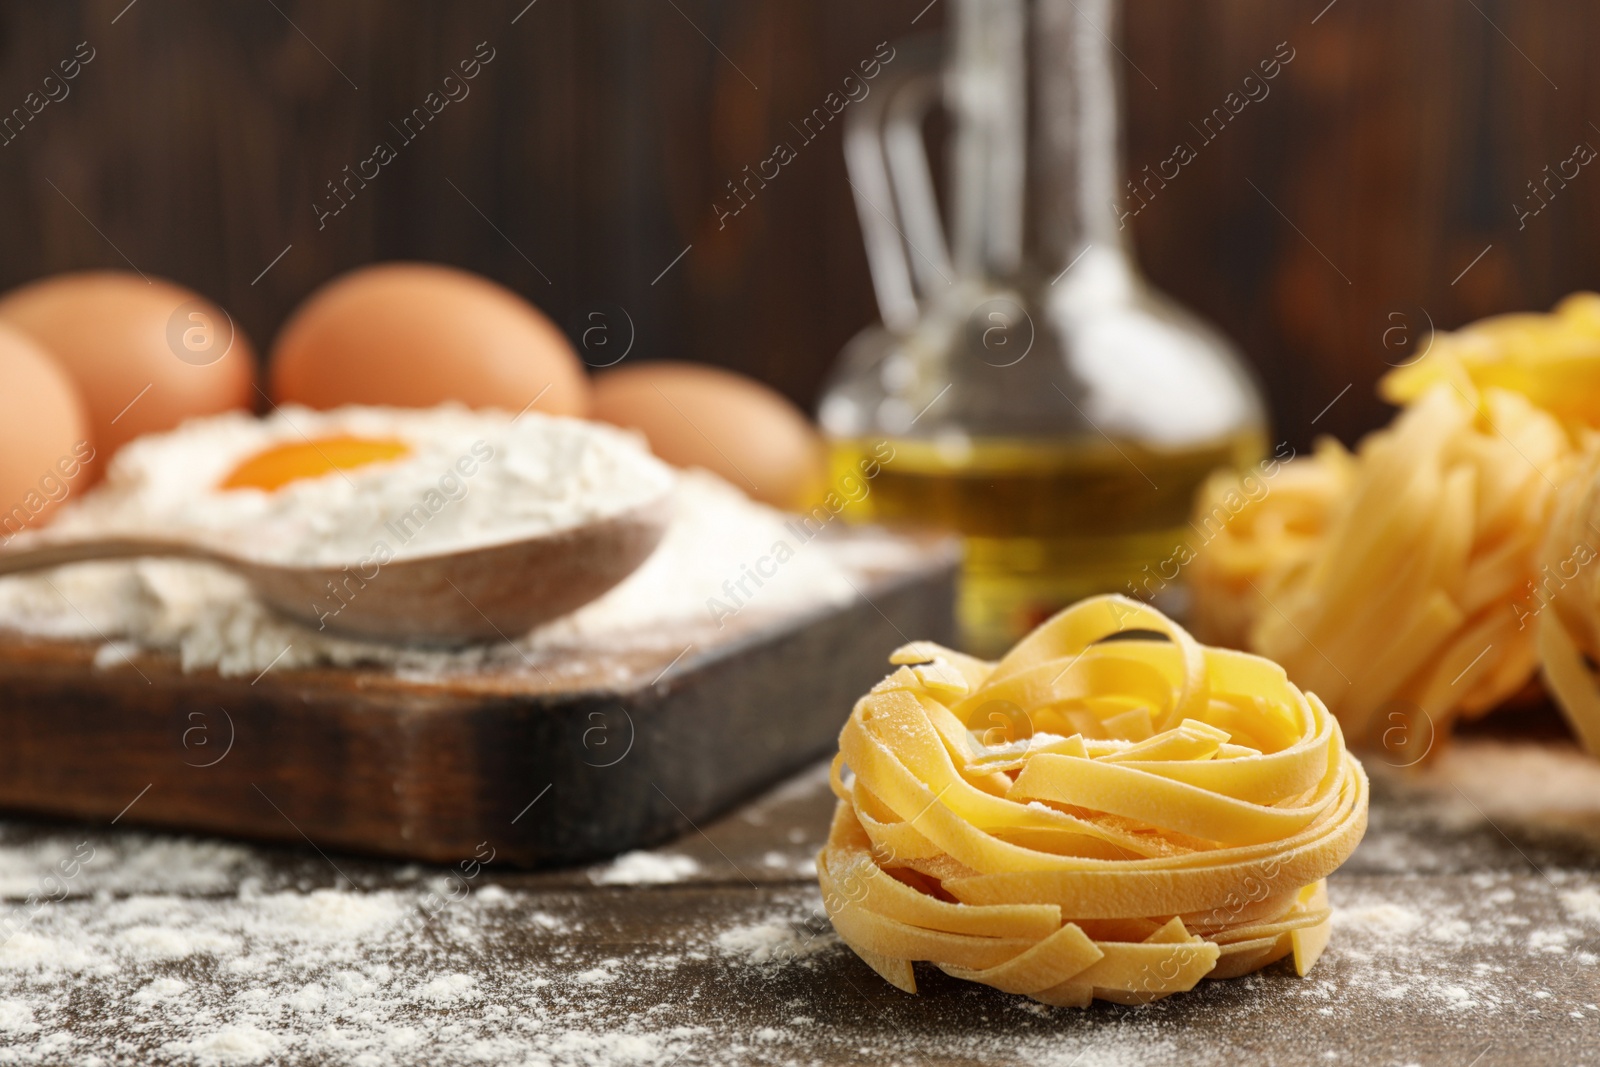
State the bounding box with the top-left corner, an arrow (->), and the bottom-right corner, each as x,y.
0,406 -> 859,676
38,404 -> 676,566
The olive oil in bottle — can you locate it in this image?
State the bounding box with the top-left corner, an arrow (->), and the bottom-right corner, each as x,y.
830,432 -> 1264,656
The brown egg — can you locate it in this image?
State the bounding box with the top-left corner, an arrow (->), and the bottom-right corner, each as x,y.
0,323 -> 94,539
0,272 -> 255,463
592,362 -> 824,509
270,263 -> 589,418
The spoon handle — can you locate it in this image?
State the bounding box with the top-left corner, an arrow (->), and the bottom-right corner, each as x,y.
0,536 -> 224,577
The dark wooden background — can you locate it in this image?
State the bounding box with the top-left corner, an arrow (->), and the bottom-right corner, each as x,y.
0,0 -> 1591,450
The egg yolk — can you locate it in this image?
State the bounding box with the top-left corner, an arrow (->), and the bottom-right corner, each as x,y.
219,436 -> 411,492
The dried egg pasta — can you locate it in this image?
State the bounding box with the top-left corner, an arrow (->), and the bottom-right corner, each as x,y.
819,595 -> 1367,1007
1381,291 -> 1600,429
1537,440 -> 1600,758
1189,383 -> 1569,751
1190,294 -> 1600,761
1250,385 -> 1569,746
1188,437 -> 1355,650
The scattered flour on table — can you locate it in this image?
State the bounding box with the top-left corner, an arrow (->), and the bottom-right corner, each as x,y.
0,831 -> 255,898
1324,874 -> 1600,1013
0,407 -> 859,676
574,965 -> 616,985
1330,901 -> 1424,938
161,1025 -> 283,1067
1559,887 -> 1600,925
714,921 -> 836,964
0,874 -> 745,1067
590,851 -> 701,886
0,854 -> 1590,1066
416,973 -> 478,1003
0,997 -> 35,1032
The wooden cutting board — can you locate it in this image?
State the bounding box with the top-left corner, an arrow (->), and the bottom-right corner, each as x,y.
0,532 -> 957,868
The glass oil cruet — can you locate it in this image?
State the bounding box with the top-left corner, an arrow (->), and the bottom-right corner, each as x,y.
820,0 -> 1267,656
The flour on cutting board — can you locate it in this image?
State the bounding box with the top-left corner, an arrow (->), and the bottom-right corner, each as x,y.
0,408 -> 859,676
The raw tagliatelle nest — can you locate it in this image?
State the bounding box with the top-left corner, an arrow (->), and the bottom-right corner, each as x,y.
1190,383 -> 1571,752
1536,441 -> 1600,758
818,596 -> 1368,1007
1381,291 -> 1600,430
1187,437 -> 1356,651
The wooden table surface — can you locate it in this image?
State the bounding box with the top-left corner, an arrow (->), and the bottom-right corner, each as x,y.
0,726 -> 1597,1066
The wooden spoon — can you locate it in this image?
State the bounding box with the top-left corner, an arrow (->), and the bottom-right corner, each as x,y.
0,494 -> 673,646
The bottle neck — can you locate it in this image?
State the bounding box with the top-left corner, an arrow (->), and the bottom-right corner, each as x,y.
1037,0 -> 1129,264
949,0 -> 1133,279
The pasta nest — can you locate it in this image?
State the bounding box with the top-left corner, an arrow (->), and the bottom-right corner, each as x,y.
1380,291 -> 1600,430
819,595 -> 1368,1007
1536,439 -> 1600,758
1187,437 -> 1356,651
1190,383 -> 1572,752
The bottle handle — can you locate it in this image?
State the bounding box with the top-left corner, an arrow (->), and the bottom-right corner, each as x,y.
845,69 -> 919,332
844,37 -> 948,333
883,72 -> 953,300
